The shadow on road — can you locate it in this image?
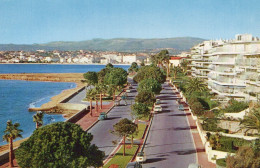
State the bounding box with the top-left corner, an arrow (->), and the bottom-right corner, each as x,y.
144,158 -> 166,164
106,117 -> 121,120
168,113 -> 191,117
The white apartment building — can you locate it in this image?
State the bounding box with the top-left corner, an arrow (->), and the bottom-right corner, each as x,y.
122,55 -> 137,64
190,34 -> 260,101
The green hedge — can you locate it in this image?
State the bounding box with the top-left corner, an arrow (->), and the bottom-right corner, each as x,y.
224,99 -> 249,113
216,136 -> 251,153
216,158 -> 226,167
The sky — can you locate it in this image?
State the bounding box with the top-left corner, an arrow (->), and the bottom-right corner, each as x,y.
0,0 -> 259,44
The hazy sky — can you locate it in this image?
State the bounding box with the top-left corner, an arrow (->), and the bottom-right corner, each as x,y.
0,0 -> 259,44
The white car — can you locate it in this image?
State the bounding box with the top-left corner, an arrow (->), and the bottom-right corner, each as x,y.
136,152 -> 146,162
154,105 -> 162,112
126,89 -> 131,93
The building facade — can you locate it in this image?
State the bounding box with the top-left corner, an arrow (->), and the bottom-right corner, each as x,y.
190,34 -> 260,101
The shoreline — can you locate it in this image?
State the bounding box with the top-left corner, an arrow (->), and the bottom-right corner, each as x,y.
0,73 -> 86,114
0,63 -> 131,66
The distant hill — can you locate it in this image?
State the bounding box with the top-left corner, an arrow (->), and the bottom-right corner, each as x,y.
0,37 -> 205,53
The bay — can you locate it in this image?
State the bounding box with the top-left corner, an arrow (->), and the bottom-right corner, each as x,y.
0,64 -> 130,146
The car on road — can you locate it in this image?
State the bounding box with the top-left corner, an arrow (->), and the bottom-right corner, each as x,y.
126,89 -> 132,93
126,161 -> 142,168
136,152 -> 146,162
98,112 -> 107,120
154,105 -> 162,112
156,99 -> 160,104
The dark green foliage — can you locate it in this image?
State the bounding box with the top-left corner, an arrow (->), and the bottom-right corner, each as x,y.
112,118 -> 137,137
104,67 -> 128,87
106,63 -> 114,69
131,103 -> 150,119
83,71 -> 98,85
137,78 -> 162,94
208,134 -> 252,153
15,122 -> 104,168
97,67 -> 112,83
202,118 -> 219,132
133,65 -> 166,83
135,91 -> 155,107
128,62 -> 139,73
224,99 -> 249,113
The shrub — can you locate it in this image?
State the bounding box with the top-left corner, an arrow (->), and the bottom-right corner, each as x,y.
216,158 -> 227,167
135,91 -> 155,107
137,78 -> 162,94
224,99 -> 249,113
190,101 -> 204,116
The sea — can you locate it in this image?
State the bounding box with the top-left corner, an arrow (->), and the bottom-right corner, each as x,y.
0,64 -> 130,145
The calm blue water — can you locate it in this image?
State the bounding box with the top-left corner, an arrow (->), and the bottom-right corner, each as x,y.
0,64 -> 130,145
0,64 -> 130,73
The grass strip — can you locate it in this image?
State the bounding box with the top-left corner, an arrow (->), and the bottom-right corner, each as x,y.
103,145 -> 138,168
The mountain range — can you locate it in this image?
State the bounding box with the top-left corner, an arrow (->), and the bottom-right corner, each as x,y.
0,37 -> 205,53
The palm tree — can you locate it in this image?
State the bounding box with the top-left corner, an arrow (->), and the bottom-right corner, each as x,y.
240,107 -> 260,134
96,83 -> 107,109
86,88 -> 96,116
180,59 -> 189,73
185,77 -> 208,94
171,66 -> 180,79
33,111 -> 44,129
3,120 -> 23,168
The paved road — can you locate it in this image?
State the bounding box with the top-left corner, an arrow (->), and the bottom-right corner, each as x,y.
142,83 -> 196,168
67,85 -> 110,105
88,78 -> 137,158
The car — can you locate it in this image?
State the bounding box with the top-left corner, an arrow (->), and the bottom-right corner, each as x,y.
136,152 -> 146,162
126,162 -> 142,168
98,112 -> 107,120
129,86 -> 133,89
178,104 -> 184,110
126,89 -> 131,93
156,99 -> 161,104
188,163 -> 202,168
154,105 -> 162,112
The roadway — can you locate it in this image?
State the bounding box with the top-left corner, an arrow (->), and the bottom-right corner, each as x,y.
142,83 -> 196,168
87,78 -> 137,158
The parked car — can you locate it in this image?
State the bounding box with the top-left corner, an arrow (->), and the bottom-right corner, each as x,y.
126,89 -> 131,93
188,163 -> 201,168
136,152 -> 146,162
156,99 -> 161,104
126,162 -> 142,168
154,105 -> 162,112
98,112 -> 107,120
178,104 -> 184,110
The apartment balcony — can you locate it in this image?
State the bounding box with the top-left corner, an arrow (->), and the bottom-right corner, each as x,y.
211,78 -> 246,87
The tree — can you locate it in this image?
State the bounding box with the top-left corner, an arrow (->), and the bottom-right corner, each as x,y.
83,71 -> 98,86
133,65 -> 166,83
137,78 -> 162,94
106,63 -> 114,69
131,103 -> 150,121
190,101 -> 204,116
97,67 -> 112,83
180,59 -> 189,73
140,60 -> 145,67
16,122 -> 104,168
86,88 -> 96,116
107,84 -> 118,102
226,146 -> 260,168
111,118 -> 137,156
185,77 -> 208,95
33,111 -> 44,129
240,107 -> 260,134
170,66 -> 182,79
3,120 -> 23,168
135,91 -> 156,107
104,67 -> 128,88
128,62 -> 139,73
96,83 -> 107,109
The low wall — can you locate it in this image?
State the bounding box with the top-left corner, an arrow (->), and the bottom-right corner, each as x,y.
58,103 -> 87,111
60,86 -> 85,103
65,106 -> 88,123
0,147 -> 18,164
223,108 -> 249,119
205,142 -> 235,163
